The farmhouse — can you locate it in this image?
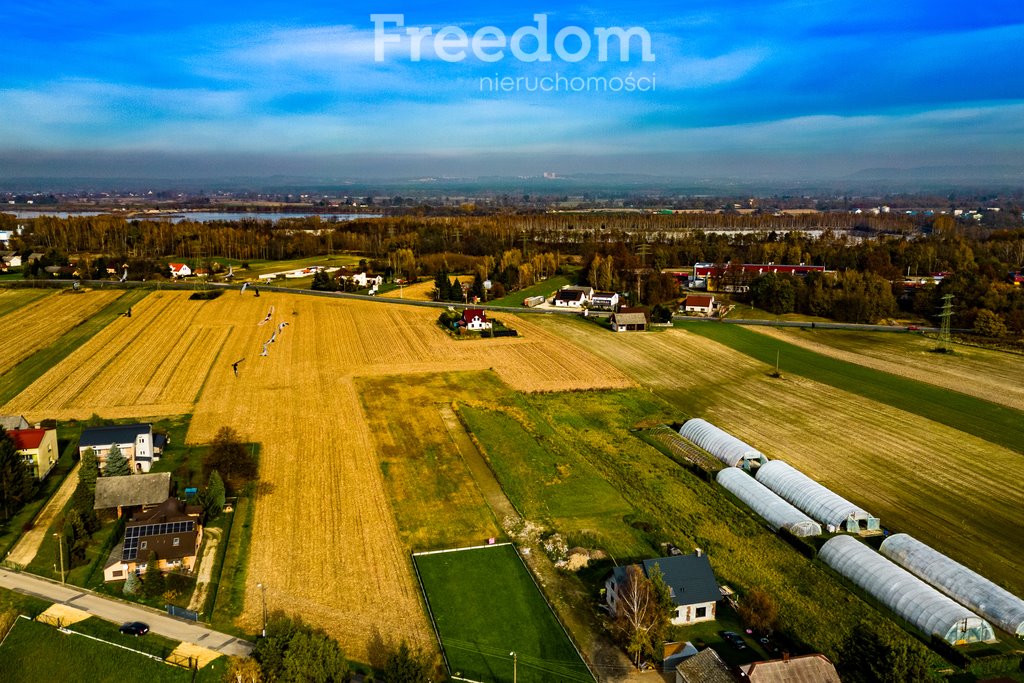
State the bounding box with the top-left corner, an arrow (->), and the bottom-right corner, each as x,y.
0,251 -> 21,270
609,310 -> 647,332
103,497 -> 203,582
461,308 -> 492,331
94,472 -> 172,518
738,653 -> 840,682
340,271 -> 384,288
79,423 -> 161,474
606,552 -> 721,626
590,291 -> 620,311
553,288 -> 588,307
168,263 -> 192,278
683,294 -> 716,316
9,427 -> 58,480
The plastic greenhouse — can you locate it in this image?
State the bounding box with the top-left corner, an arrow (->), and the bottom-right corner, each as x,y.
716,468 -> 822,537
678,418 -> 766,468
820,535 -> 995,644
881,533 -> 1024,637
755,460 -> 879,531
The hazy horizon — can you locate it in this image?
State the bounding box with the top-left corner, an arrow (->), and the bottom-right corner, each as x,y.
2,1 -> 1023,184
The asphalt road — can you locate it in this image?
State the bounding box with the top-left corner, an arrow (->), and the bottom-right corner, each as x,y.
0,567 -> 253,657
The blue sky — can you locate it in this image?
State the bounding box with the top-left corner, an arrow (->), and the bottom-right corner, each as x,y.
1,1 -> 1023,180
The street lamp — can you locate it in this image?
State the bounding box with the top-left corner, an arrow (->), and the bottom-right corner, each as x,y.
509,651 -> 517,683
256,582 -> 267,637
53,532 -> 65,584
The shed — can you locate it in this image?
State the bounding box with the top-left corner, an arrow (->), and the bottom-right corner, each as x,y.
738,654 -> 840,682
819,535 -> 995,644
880,533 -> 1024,637
716,468 -> 821,537
679,418 -> 766,468
609,311 -> 647,332
674,648 -> 733,683
755,460 -> 878,531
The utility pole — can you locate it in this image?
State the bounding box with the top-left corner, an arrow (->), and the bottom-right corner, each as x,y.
937,294 -> 954,352
257,582 -> 268,637
509,651 -> 517,683
53,532 -> 65,584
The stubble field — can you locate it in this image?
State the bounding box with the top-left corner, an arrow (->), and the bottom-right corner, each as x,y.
4,289 -> 631,661
0,289 -> 123,376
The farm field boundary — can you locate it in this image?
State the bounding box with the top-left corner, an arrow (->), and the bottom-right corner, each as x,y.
683,321 -> 1024,453
414,544 -> 593,683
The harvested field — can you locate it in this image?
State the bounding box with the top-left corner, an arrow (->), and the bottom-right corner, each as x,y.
0,290 -> 122,376
4,291 -> 228,419
179,296 -> 627,660
0,288 -> 50,318
2,290 -> 633,660
529,315 -> 1024,598
749,326 -> 1024,411
378,278 -> 440,300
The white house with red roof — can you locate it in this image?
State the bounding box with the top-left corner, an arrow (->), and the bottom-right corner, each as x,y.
683,294 -> 716,316
461,308 -> 492,331
9,427 -> 59,480
168,263 -> 192,278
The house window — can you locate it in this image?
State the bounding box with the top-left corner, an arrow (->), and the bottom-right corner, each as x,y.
112,570 -> 123,578
695,606 -> 707,619
140,541 -> 147,550
173,537 -> 180,547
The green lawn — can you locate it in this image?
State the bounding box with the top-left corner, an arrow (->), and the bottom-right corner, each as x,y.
415,545 -> 593,683
487,274 -> 572,307
681,322 -> 1024,452
0,437 -> 76,562
0,288 -> 146,404
0,617 -> 226,683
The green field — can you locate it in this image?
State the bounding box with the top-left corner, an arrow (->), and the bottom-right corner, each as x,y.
680,321 -> 1024,452
487,274 -> 572,307
0,618 -> 225,683
414,544 -> 593,683
459,404 -> 644,557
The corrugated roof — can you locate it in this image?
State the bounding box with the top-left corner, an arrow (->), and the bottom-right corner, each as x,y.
675,648 -> 734,683
611,312 -> 647,325
740,654 -> 840,682
80,424 -> 151,449
94,472 -> 171,509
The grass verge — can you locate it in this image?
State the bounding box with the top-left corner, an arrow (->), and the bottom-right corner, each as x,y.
210,495 -> 254,633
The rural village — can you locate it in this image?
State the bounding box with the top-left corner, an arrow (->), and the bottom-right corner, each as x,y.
0,205 -> 1023,683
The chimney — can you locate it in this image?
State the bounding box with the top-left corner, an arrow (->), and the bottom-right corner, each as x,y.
783,651 -> 790,663
695,547 -> 702,557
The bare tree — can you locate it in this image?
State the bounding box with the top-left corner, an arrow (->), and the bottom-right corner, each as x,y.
613,565 -> 671,667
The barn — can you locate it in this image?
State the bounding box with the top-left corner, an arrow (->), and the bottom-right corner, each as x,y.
880,533 -> 1024,637
755,460 -> 879,532
716,468 -> 821,537
820,535 -> 995,645
678,418 -> 766,469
